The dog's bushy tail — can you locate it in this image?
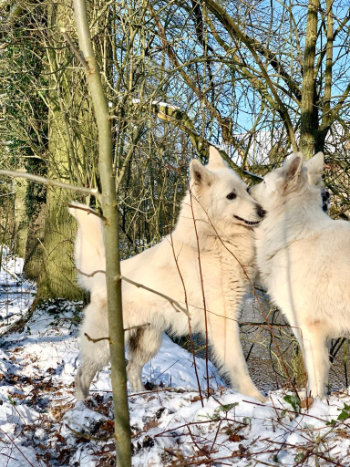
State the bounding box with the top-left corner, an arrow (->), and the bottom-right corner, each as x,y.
68,202 -> 106,293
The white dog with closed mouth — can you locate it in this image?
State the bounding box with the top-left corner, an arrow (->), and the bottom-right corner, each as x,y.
250,152 -> 350,398
69,147 -> 266,401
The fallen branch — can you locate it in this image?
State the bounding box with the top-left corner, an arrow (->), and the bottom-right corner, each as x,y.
66,424 -> 113,442
0,298 -> 37,338
1,266 -> 20,281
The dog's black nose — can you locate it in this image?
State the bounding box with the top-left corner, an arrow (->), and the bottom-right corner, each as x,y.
321,188 -> 330,212
321,189 -> 330,201
256,204 -> 266,219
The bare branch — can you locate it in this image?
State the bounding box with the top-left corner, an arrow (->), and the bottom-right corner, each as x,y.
0,169 -> 100,199
119,275 -> 190,317
84,332 -> 111,344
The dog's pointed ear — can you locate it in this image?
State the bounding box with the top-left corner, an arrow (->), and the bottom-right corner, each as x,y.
207,146 -> 227,169
304,152 -> 324,186
284,153 -> 303,182
190,159 -> 214,187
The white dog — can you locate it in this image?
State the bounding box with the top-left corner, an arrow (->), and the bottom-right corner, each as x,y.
69,147 -> 266,401
250,152 -> 350,398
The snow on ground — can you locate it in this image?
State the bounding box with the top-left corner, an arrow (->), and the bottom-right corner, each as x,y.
1,257 -> 350,466
0,247 -> 36,335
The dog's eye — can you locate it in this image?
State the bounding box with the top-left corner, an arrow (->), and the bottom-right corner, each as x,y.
226,192 -> 237,200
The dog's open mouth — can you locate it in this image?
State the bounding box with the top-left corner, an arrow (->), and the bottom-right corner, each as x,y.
234,215 -> 261,226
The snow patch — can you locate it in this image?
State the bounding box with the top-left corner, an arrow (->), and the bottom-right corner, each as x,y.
1,253 -> 350,465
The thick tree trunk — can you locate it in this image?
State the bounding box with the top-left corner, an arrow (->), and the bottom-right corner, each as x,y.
35,0 -> 92,300
36,189 -> 81,300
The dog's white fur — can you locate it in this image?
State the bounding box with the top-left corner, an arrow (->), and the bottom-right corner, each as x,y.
69,147 -> 266,401
250,152 -> 350,398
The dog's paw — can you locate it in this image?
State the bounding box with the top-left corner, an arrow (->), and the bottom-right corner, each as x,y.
74,372 -> 89,401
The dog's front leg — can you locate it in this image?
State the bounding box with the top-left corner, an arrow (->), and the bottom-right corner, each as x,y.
209,317 -> 266,402
301,323 -> 329,398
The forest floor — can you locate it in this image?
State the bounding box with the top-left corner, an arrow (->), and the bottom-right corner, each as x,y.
1,249 -> 350,466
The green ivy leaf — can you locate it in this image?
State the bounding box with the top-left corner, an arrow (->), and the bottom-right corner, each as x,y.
218,402 -> 239,413
283,394 -> 300,413
337,404 -> 350,421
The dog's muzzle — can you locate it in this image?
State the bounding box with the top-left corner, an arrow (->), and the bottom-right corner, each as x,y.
233,203 -> 266,226
234,215 -> 261,226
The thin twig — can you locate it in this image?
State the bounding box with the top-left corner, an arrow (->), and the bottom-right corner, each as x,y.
76,267 -> 106,278
119,275 -> 189,316
84,332 -> 111,344
67,203 -> 105,220
209,418 -> 222,455
0,169 -> 100,199
189,188 -> 210,398
61,30 -> 88,67
186,424 -> 208,459
124,323 -> 150,332
0,427 -> 35,467
166,208 -> 204,407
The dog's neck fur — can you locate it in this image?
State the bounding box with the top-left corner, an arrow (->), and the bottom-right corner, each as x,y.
172,190 -> 256,272
256,185 -> 329,259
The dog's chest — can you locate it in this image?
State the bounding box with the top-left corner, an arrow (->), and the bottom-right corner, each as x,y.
215,237 -> 255,286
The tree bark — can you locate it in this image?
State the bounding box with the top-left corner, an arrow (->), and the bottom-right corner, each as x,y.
300,0 -> 320,158
73,1 -> 131,466
35,0 -> 96,300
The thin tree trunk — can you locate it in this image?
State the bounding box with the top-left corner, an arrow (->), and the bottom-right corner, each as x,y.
13,177 -> 28,258
72,1 -> 131,466
300,0 -> 320,158
317,0 -> 334,153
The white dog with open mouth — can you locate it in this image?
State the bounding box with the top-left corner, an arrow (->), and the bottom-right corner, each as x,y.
69,147 -> 266,401
250,152 -> 350,398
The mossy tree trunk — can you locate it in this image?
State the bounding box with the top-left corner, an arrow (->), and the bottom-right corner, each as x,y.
23,158 -> 48,280
0,3 -> 48,270
13,176 -> 28,258
35,0 -> 96,300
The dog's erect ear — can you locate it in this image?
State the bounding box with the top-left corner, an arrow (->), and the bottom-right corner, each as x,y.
284,153 -> 303,182
190,159 -> 214,187
304,152 -> 324,186
207,146 -> 227,169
